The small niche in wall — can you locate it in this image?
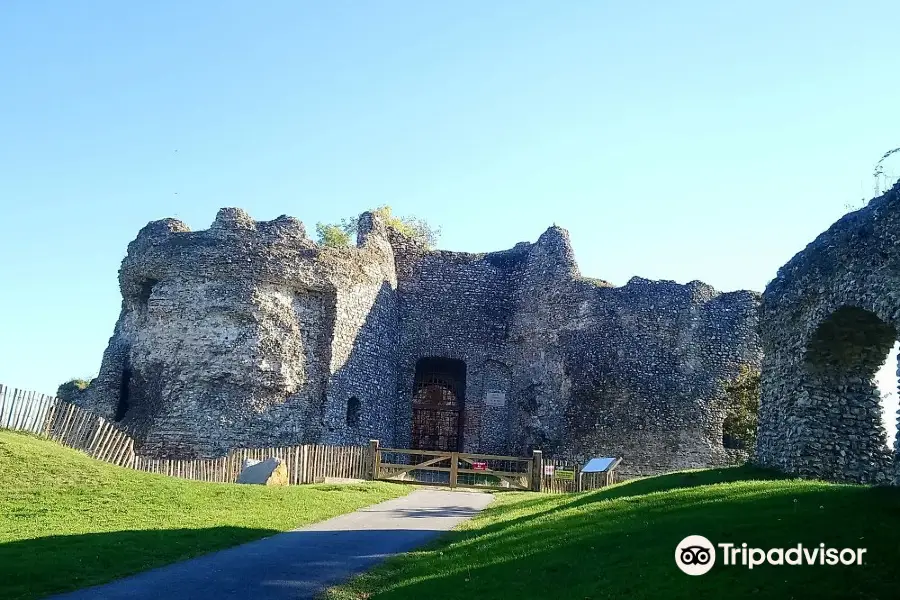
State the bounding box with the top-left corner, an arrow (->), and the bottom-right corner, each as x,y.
346,396 -> 360,428
722,416 -> 744,450
138,278 -> 159,309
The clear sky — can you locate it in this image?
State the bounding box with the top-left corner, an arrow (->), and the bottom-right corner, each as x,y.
2,2 -> 899,438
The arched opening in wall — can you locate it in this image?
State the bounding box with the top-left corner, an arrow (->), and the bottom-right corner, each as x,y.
115,358 -> 133,422
804,306 -> 896,473
346,397 -> 360,428
411,357 -> 466,452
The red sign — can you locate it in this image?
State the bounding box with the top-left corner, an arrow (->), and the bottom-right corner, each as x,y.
471,461 -> 488,471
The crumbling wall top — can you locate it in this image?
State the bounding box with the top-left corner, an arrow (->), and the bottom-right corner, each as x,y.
762,180 -> 900,333
119,207 -> 400,306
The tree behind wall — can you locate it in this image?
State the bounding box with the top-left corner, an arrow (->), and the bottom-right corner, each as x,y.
315,205 -> 441,248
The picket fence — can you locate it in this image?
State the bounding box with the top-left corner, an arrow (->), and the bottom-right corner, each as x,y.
1,384 -> 619,492
0,384 -> 372,484
133,444 -> 372,483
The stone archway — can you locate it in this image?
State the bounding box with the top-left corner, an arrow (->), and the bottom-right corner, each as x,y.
757,180 -> 900,484
801,306 -> 894,480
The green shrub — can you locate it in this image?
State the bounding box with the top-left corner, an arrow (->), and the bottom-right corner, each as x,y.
314,223 -> 352,248
56,378 -> 92,402
315,205 -> 441,248
722,365 -> 760,451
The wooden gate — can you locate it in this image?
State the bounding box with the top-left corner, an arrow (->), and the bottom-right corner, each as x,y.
375,446 -> 533,490
411,365 -> 463,452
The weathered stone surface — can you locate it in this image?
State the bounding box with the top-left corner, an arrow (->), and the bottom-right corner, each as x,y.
236,457 -> 288,486
78,207 -> 761,477
756,180 -> 900,485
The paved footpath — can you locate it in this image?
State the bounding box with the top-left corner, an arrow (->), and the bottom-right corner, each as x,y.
54,489 -> 492,600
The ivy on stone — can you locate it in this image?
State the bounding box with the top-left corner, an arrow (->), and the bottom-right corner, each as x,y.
722,365 -> 760,451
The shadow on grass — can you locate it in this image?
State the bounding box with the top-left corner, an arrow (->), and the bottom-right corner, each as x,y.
0,526 -> 280,600
589,464 -> 790,499
443,465 -> 788,546
327,467 -> 900,600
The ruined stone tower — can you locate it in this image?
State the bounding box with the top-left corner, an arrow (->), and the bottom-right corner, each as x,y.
79,207 -> 761,477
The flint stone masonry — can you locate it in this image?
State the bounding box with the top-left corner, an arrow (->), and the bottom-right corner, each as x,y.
757,180 -> 900,485
79,207 -> 761,477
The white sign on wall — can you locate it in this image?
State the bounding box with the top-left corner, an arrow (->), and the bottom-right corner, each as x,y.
485,391 -> 506,407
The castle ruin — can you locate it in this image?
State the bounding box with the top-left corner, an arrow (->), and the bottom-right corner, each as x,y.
78,207 -> 762,477
757,181 -> 900,484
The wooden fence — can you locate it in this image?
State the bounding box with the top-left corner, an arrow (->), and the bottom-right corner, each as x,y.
0,384 -> 371,483
1,384 -> 617,492
375,445 -> 534,490
1,384 -> 137,467
133,444 -> 372,484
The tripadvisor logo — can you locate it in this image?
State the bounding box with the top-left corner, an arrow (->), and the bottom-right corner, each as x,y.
675,535 -> 716,575
675,535 -> 867,576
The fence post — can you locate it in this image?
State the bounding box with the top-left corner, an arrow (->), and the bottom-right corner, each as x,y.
449,451 -> 459,488
369,440 -> 380,480
531,450 -> 543,492
43,398 -> 58,437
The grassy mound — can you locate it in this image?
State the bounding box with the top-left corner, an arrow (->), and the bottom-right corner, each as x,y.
0,431 -> 408,599
326,466 -> 900,599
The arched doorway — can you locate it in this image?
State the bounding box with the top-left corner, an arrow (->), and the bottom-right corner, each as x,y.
411,358 -> 465,451
801,306 -> 895,481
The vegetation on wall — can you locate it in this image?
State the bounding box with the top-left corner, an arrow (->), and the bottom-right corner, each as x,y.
56,378 -> 92,403
314,222 -> 352,248
722,364 -> 760,451
842,146 -> 899,213
874,146 -> 900,196
315,205 -> 441,249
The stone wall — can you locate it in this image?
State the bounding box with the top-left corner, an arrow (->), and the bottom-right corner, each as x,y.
498,229 -> 761,477
388,231 -> 526,453
756,180 -> 900,484
80,206 -> 762,478
82,208 -> 399,457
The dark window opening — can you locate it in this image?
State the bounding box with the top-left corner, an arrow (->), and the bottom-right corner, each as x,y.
722,423 -> 744,450
138,279 -> 159,308
116,359 -> 132,422
411,357 -> 466,451
346,396 -> 360,428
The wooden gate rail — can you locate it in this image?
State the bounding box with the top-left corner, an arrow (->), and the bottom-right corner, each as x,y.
375,445 -> 537,490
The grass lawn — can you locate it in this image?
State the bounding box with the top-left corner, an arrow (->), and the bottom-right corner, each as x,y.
0,430 -> 408,600
325,465 -> 900,600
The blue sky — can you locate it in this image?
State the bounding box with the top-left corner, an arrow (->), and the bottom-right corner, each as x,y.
1,1 -> 899,425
